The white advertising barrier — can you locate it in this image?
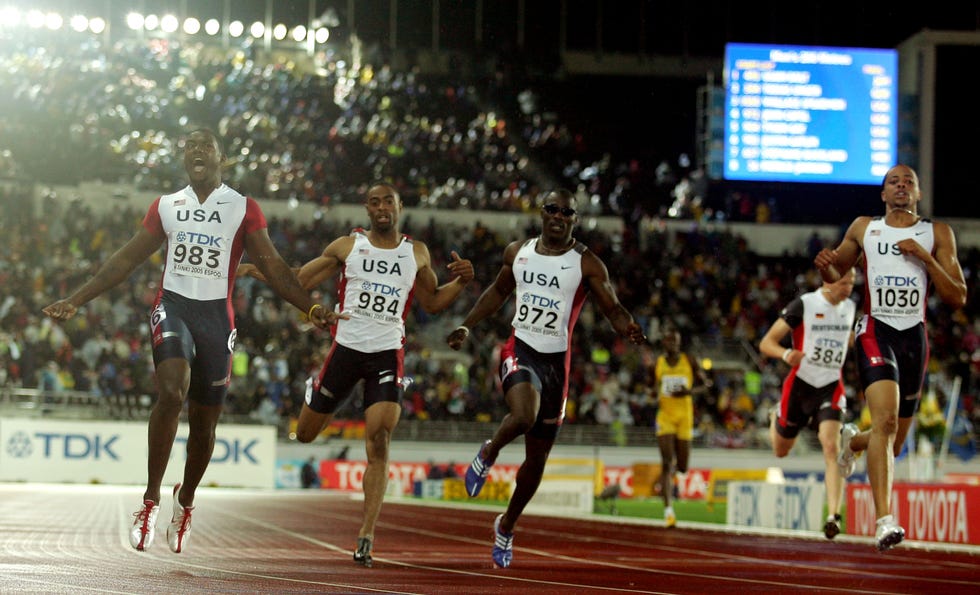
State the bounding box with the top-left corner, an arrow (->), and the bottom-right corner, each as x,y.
0,418 -> 276,488
523,479 -> 596,516
726,481 -> 825,532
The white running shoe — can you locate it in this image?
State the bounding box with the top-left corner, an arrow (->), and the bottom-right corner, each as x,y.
664,506 -> 677,528
837,423 -> 859,478
130,499 -> 160,551
875,514 -> 905,552
167,483 -> 194,553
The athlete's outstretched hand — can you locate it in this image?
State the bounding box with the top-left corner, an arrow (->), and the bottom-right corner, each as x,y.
447,251 -> 474,284
308,305 -> 350,330
42,300 -> 78,321
446,325 -> 470,350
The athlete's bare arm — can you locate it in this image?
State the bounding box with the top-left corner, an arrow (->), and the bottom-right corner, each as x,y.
446,240 -> 519,350
42,227 -> 164,320
815,216 -> 871,283
412,243 -> 474,314
297,236 -> 354,290
581,250 -> 646,345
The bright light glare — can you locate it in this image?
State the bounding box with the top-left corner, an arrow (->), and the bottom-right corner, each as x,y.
44,12 -> 62,30
126,12 -> 144,30
26,10 -> 45,28
0,7 -> 22,27
143,14 -> 159,31
228,20 -> 244,37
89,17 -> 106,34
204,19 -> 220,35
69,15 -> 88,32
272,23 -> 287,41
160,14 -> 179,33
183,18 -> 200,35
249,21 -> 264,38
315,27 -> 329,44
291,25 -> 307,42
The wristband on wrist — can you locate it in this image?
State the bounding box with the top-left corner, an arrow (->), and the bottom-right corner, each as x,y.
308,304 -> 323,319
455,325 -> 470,335
781,348 -> 792,363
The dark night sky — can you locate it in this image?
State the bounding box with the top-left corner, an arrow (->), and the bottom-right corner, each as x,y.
19,1 -> 980,56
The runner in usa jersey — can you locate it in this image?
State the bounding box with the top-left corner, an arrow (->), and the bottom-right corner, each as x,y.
814,164 -> 966,552
760,269 -> 857,540
240,182 -> 474,567
861,216 -> 933,331
510,237 -> 586,353
43,129 -> 333,554
143,183 -> 261,302
446,189 -> 647,568
333,230 -> 418,352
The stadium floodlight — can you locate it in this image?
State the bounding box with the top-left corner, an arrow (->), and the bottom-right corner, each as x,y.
44,12 -> 62,31
291,25 -> 306,42
249,21 -> 264,39
89,17 -> 105,34
125,12 -> 144,31
204,18 -> 220,36
69,15 -> 88,33
228,20 -> 244,37
273,23 -> 287,41
160,14 -> 178,34
143,14 -> 159,31
315,27 -> 329,44
183,18 -> 200,35
0,7 -> 22,28
26,9 -> 45,28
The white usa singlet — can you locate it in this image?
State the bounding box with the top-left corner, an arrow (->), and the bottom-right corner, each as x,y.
510,238 -> 587,354
862,217 -> 933,331
334,231 -> 418,353
792,290 -> 856,388
143,184 -> 264,302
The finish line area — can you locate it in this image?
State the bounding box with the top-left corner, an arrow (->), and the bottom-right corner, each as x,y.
1,482 -> 976,594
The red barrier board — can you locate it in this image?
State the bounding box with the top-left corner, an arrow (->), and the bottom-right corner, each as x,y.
317,460 -> 712,500
847,482 -> 980,545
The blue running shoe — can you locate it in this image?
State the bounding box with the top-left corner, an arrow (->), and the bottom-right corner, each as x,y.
492,514 -> 513,568
465,439 -> 493,497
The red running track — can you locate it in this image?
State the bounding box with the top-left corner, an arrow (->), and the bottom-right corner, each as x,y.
1,483 -> 977,594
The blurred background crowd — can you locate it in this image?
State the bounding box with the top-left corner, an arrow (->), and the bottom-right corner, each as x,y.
1,14 -> 978,456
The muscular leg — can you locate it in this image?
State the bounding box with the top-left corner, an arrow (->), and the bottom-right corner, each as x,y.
359,401 -> 401,540
499,433 -> 555,534
818,419 -> 844,516
863,379 -> 900,519
675,438 -> 691,474
482,382 -> 540,464
658,434 -> 677,508
295,402 -> 336,444
143,358 -> 190,504
892,416 -> 915,457
769,413 -> 796,458
178,400 -> 223,507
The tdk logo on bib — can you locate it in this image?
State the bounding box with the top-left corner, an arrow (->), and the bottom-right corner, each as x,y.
175,231 -> 223,249
874,275 -> 918,287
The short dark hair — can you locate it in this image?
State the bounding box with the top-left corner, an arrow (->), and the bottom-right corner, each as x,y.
186,128 -> 223,155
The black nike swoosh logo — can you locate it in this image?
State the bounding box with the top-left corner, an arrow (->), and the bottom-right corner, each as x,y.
561,265 -> 573,269
217,201 -> 230,205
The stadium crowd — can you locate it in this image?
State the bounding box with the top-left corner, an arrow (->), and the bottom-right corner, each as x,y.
1,33 -> 977,454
